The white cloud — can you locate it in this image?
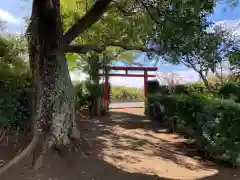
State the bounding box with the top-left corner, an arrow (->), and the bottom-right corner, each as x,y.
0,9 -> 20,25
210,19 -> 240,36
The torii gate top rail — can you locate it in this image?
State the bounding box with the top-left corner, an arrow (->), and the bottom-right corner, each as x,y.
104,66 -> 158,71
99,66 -> 158,107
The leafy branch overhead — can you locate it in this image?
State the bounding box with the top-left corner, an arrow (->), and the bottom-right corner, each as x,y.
60,0 -> 218,61
61,0 -> 113,45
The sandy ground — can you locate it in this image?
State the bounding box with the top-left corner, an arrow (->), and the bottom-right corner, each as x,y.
109,102 -> 144,109
1,108 -> 240,180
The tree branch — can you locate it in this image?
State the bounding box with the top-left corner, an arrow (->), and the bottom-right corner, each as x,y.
139,0 -> 161,24
60,44 -> 104,54
109,42 -> 161,53
62,0 -> 113,45
61,42 -> 162,54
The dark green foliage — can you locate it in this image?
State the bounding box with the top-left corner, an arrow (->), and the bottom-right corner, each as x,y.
186,83 -> 207,93
228,50 -> 240,80
147,80 -> 161,95
74,82 -> 88,109
148,93 -> 240,165
145,82 -> 209,114
171,83 -> 208,94
145,80 -> 161,115
158,85 -> 170,95
0,71 -> 32,129
147,80 -> 208,96
0,34 -> 31,129
218,83 -> 240,102
173,85 -> 188,94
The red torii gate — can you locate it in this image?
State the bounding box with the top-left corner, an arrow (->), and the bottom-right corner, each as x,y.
99,66 -> 158,106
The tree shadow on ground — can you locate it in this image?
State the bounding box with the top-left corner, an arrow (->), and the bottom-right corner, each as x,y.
86,110 -> 240,180
93,121 -> 210,171
0,134 -> 172,180
108,111 -> 172,132
106,111 -> 153,129
1,152 -> 174,180
104,111 -> 237,167
0,112 -> 173,180
1,109 -> 240,180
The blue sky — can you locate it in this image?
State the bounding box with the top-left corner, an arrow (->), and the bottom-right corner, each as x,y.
1,1 -> 240,87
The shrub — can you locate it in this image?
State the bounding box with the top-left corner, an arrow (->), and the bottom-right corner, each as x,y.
158,85 -> 170,94
173,84 -> 188,94
149,82 -> 209,96
148,80 -> 161,94
186,83 -> 208,93
148,93 -> 240,165
74,82 -> 88,109
0,34 -> 32,129
0,72 -> 32,129
145,82 -> 209,114
218,83 -> 240,102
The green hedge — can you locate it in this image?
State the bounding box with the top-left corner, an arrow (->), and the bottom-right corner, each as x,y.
147,80 -> 209,95
148,80 -> 161,94
0,72 -> 32,129
218,83 -> 240,102
145,81 -> 209,114
148,94 -> 240,165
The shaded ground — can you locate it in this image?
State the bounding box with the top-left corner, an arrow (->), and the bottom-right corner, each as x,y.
1,108 -> 240,180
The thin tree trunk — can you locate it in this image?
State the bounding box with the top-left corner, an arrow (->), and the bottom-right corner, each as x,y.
92,68 -> 100,116
185,57 -> 213,93
89,54 -> 101,117
95,70 -> 101,116
198,71 -> 213,92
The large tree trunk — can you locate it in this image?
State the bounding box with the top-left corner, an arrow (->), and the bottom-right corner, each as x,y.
29,0 -> 80,168
0,0 -> 81,174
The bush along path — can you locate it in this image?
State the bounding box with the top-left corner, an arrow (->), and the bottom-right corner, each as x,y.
147,93 -> 240,166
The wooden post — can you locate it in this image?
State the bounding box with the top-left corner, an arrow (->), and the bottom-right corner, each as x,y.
104,67 -> 109,107
144,70 -> 148,97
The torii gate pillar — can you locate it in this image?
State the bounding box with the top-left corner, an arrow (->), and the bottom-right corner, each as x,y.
104,67 -> 109,106
101,66 -> 158,107
144,70 -> 148,97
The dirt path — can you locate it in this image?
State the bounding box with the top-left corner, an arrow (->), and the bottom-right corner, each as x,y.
1,108 -> 240,180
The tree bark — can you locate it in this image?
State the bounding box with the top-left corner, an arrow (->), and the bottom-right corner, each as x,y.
0,0 -> 113,174
35,0 -> 80,166
0,0 -> 79,174
27,0 -> 80,168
